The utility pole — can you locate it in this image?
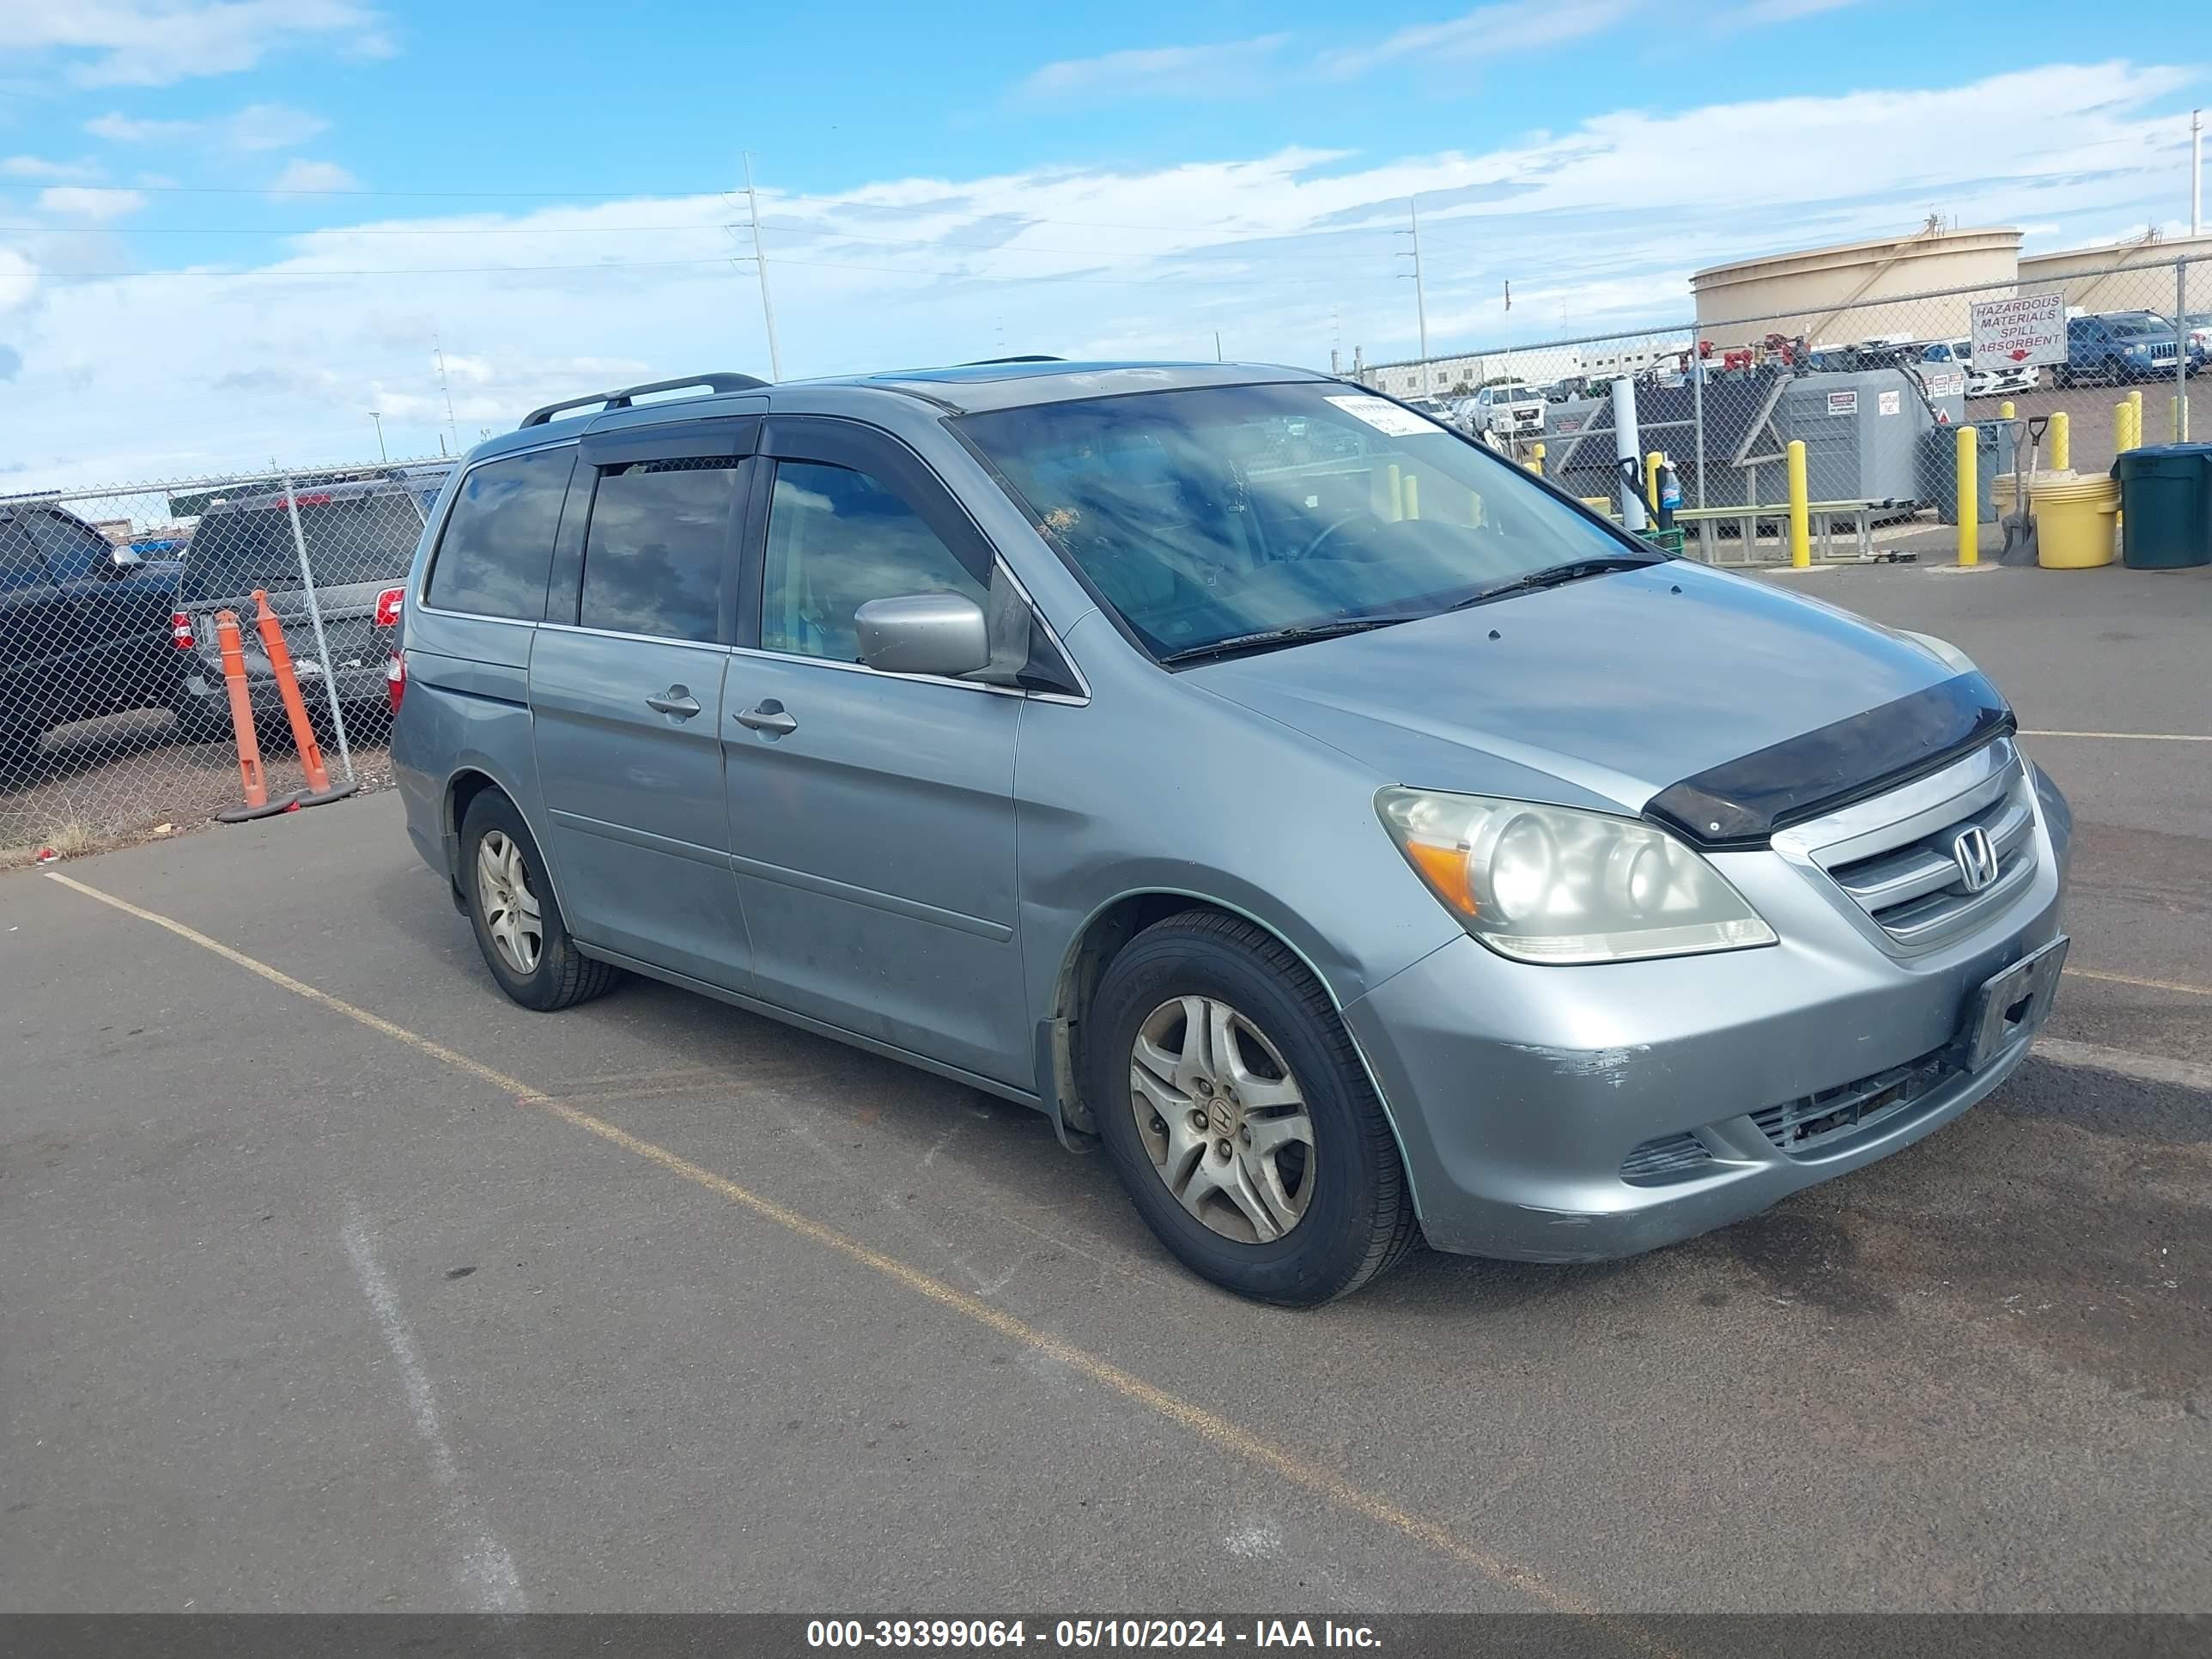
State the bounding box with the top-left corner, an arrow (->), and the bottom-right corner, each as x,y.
741,151 -> 784,381
1214,331 -> 1224,362
1397,198 -> 1431,394
369,410 -> 386,462
2193,108 -> 2203,237
432,337 -> 458,453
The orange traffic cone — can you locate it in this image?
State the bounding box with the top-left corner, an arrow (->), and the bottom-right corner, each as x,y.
251,590 -> 358,807
214,608 -> 304,823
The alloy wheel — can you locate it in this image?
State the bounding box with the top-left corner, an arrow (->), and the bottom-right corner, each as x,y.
1128,995 -> 1316,1244
476,830 -> 543,975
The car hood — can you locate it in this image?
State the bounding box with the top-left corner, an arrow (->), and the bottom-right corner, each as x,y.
1187,562 -> 1961,817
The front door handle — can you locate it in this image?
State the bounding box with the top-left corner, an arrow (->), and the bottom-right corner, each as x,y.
734,699 -> 798,735
645,686 -> 702,719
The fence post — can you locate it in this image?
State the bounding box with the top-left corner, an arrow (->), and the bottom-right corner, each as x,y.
281,475 -> 356,785
1786,439 -> 1811,568
1954,426 -> 1978,568
2179,255 -> 2191,443
2049,410 -> 2070,471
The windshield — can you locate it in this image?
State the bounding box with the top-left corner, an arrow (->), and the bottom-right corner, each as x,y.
183,490 -> 428,599
958,380 -> 1653,661
2111,315 -> 2171,337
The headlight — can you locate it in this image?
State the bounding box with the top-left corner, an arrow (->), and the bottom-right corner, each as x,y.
1896,629 -> 1978,676
1376,789 -> 1776,965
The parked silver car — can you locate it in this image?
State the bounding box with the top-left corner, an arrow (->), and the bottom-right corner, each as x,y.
392,362 -> 2070,1305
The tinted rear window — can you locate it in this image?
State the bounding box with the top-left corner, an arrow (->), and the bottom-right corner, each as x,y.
426,449 -> 574,619
187,490 -> 430,599
577,457 -> 739,642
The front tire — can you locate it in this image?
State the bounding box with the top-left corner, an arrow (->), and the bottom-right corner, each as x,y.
1084,912 -> 1418,1306
459,790 -> 617,1012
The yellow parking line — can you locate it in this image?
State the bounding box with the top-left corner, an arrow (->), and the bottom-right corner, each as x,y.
43,871 -> 1646,1637
2065,966 -> 2212,998
2019,729 -> 2212,742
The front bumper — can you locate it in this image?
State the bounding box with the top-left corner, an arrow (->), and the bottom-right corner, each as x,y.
1343,765 -> 2071,1261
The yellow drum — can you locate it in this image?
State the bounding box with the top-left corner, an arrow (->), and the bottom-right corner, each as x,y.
2029,474 -> 2120,569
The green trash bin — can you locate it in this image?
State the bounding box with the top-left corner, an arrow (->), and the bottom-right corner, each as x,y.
2111,444 -> 2212,568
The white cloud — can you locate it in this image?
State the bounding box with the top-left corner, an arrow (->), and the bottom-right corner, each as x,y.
1016,34 -> 1291,104
86,102 -> 328,150
2,0 -> 392,88
0,60 -> 2196,482
35,185 -> 148,222
3,155 -> 99,181
1315,0 -> 1638,79
0,248 -> 38,313
270,158 -> 358,194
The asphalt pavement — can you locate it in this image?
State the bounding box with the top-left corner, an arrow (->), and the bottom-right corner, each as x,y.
2,562 -> 2206,1618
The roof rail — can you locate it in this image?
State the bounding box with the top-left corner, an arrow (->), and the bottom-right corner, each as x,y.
957,355 -> 1066,366
518,372 -> 769,429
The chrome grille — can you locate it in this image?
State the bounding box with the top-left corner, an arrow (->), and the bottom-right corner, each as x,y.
1774,737 -> 2039,955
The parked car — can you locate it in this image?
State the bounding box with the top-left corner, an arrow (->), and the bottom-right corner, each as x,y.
1920,338 -> 2037,399
2054,312 -> 2192,386
1459,381 -> 1547,438
0,499 -> 185,775
394,362 -> 2070,1306
170,472 -> 446,744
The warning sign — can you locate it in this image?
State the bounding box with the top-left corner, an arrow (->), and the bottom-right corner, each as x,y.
1826,389 -> 1857,415
1878,389 -> 1901,416
1970,291 -> 2066,370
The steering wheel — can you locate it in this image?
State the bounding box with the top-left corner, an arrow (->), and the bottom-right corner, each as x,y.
1293,509 -> 1379,562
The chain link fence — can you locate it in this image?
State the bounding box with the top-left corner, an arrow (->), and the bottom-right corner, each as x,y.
1367,253 -> 2209,564
1,459 -> 450,863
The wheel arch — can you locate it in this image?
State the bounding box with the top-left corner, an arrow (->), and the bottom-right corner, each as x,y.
1036,888 -> 1422,1218
442,765 -> 572,922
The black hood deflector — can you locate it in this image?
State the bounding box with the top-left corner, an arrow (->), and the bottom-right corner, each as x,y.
1645,672 -> 2014,849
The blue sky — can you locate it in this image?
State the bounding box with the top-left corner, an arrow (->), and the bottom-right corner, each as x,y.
0,0 -> 2203,478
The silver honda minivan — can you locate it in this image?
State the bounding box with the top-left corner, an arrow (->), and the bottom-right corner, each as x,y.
391,362 -> 2070,1305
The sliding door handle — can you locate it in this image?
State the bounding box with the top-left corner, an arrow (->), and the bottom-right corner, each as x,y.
734,700 -> 798,735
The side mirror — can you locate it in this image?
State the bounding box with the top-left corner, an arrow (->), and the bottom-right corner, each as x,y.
853,592 -> 990,678
107,547 -> 143,574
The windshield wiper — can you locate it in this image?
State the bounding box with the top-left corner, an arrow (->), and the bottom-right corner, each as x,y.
1158,614 -> 1420,666
1443,554 -> 1659,612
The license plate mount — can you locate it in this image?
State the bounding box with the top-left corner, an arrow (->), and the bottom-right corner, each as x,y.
1960,936 -> 2069,1072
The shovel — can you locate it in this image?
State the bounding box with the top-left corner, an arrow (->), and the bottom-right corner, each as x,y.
1998,415 -> 2049,567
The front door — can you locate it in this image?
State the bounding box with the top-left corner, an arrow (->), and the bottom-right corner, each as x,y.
723,419 -> 1030,1088
531,435 -> 754,990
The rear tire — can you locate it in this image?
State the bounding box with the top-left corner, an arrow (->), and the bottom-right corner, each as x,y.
459,790 -> 618,1012
1084,912 -> 1419,1306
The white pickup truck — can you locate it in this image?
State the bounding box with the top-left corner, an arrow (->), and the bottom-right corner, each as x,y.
1457,382 -> 1547,439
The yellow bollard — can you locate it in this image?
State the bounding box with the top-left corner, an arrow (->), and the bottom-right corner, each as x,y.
1955,425 -> 1978,568
2129,387 -> 2144,449
1384,462 -> 1402,522
1401,472 -> 1420,520
1528,441 -> 1545,477
2049,410 -> 2070,471
2000,400 -> 2016,420
2113,402 -> 2132,457
1645,450 -> 1663,514
1786,439 -> 1811,568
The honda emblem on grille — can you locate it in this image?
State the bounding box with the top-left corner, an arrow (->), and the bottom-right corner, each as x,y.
1952,825 -> 1999,893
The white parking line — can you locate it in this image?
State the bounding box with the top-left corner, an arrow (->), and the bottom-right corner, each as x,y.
339,1200 -> 526,1613
2033,1037 -> 2212,1093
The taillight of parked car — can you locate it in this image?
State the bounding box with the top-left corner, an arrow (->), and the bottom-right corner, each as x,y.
374,586 -> 404,629
385,653 -> 407,714
171,611 -> 196,649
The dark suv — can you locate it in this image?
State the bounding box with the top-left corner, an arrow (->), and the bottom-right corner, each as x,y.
1,499 -> 185,776
172,472 -> 446,744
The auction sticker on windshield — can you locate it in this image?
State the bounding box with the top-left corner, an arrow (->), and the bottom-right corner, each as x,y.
1326,395 -> 1443,437
1970,292 -> 2066,370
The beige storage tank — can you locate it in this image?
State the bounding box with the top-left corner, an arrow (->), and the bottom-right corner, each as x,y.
2018,233 -> 2212,317
1692,227 -> 2022,349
